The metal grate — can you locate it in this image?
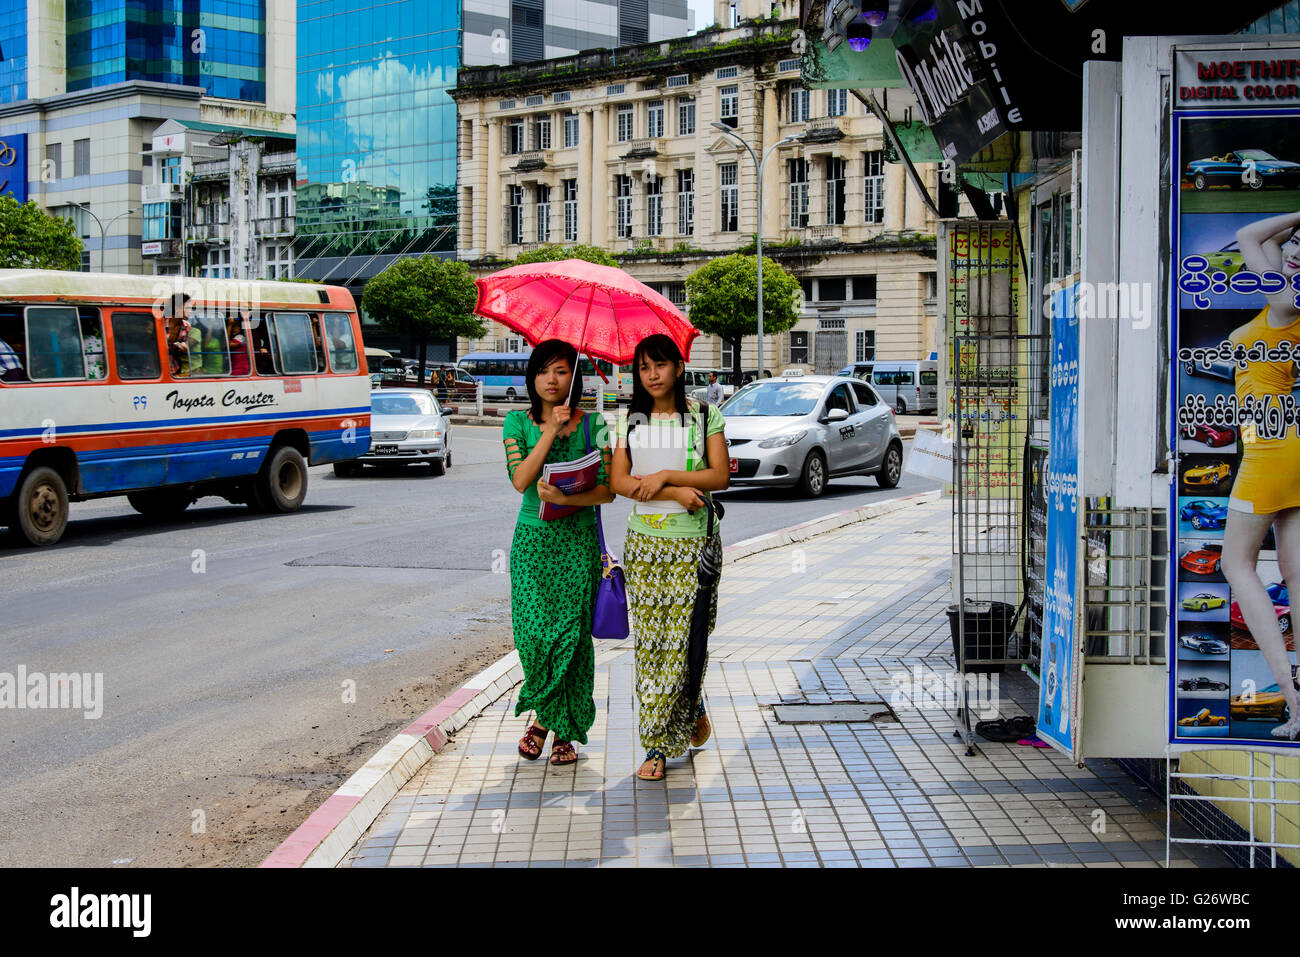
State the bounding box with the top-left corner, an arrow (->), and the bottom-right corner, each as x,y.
553,90 -> 571,101
715,66 -> 739,78
498,99 -> 516,110
667,73 -> 690,87
1082,504 -> 1168,664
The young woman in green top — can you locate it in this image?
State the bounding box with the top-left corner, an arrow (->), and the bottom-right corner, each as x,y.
502,339 -> 613,765
609,334 -> 729,781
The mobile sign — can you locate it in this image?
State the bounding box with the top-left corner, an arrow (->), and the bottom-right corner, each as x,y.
1170,48 -> 1300,747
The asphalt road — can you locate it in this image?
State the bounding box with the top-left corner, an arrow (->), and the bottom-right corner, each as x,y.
0,425 -> 940,867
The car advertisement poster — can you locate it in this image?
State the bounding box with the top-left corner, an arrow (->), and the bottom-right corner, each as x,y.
1037,283 -> 1083,759
1171,94 -> 1300,746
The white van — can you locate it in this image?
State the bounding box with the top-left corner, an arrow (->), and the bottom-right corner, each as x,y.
870,359 -> 939,414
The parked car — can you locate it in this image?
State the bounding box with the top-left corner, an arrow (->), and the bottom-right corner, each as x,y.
836,361 -> 876,380
410,363 -> 478,401
1178,707 -> 1227,727
1230,581 -> 1291,635
1180,499 -> 1228,530
1179,633 -> 1230,655
1181,424 -> 1236,448
1184,149 -> 1300,190
869,359 -> 939,414
1182,592 -> 1227,612
1179,677 -> 1229,692
335,388 -> 451,476
720,371 -> 902,497
1180,543 -> 1223,575
1182,460 -> 1231,488
684,367 -> 737,402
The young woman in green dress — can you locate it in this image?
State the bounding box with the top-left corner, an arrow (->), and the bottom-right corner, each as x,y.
502,340 -> 613,765
609,335 -> 729,781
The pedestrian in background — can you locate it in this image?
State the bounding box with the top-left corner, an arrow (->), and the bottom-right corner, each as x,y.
706,370 -> 723,405
610,334 -> 729,781
502,339 -> 614,765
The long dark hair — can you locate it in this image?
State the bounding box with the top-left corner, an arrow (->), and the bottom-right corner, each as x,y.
525,339 -> 583,424
628,334 -> 688,440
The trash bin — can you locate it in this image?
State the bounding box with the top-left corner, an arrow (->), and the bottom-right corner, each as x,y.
946,600 -> 1012,674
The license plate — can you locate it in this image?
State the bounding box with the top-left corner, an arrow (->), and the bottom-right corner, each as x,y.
374,444 -> 399,454
729,457 -> 738,474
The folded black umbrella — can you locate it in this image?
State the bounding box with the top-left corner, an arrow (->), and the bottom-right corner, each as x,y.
685,498 -> 724,710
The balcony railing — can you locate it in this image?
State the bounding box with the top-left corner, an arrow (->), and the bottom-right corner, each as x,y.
191,160 -> 230,180
808,225 -> 840,244
186,222 -> 229,243
511,150 -> 551,172
802,118 -> 845,144
255,216 -> 295,237
142,182 -> 184,204
620,138 -> 663,159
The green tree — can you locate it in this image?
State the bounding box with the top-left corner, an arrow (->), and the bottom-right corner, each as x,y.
361,256 -> 485,384
513,243 -> 618,267
0,197 -> 84,270
684,253 -> 802,385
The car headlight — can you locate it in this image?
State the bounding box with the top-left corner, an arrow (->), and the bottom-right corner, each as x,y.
407,430 -> 442,440
757,430 -> 807,449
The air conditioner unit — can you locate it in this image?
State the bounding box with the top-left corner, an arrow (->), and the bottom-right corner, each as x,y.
166,182 -> 183,198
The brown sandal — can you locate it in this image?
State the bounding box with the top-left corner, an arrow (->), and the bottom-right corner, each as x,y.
518,723 -> 546,760
549,740 -> 577,765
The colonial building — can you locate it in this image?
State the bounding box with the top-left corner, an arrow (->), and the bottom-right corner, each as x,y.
451,0 -> 950,372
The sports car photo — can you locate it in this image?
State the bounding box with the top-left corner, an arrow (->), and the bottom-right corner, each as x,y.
1179,634 -> 1230,655
1180,543 -> 1223,575
1195,240 -> 1247,277
1178,707 -> 1227,726
1180,500 -> 1229,530
1182,460 -> 1231,488
1230,582 -> 1292,635
1184,149 -> 1300,190
1179,676 -> 1229,692
1180,424 -> 1236,448
1230,688 -> 1289,722
1182,592 -> 1228,612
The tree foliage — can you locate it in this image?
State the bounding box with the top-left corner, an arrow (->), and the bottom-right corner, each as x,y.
513,243 -> 618,267
361,256 -> 485,382
684,253 -> 802,381
0,197 -> 84,270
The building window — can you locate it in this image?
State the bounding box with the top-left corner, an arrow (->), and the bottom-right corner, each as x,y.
535,184 -> 551,242
264,175 -> 293,220
463,187 -> 474,246
719,85 -> 738,128
160,155 -> 181,184
852,275 -> 877,300
616,105 -> 634,142
462,120 -> 473,161
864,150 -> 884,224
923,271 -> 936,300
721,338 -> 734,368
677,168 -> 694,236
533,115 -> 551,150
788,158 -> 808,228
506,118 -> 525,154
827,89 -> 847,117
563,111 -> 579,148
74,139 -> 90,177
264,243 -> 293,280
818,277 -> 846,301
203,247 -> 231,279
661,282 -> 686,308
563,179 -> 578,241
788,330 -> 808,365
789,86 -> 810,123
855,329 -> 875,362
507,185 -> 524,244
677,95 -> 696,136
728,1 -> 739,27
646,176 -> 663,236
826,157 -> 846,225
720,163 -> 738,232
616,174 -> 633,238
647,100 -> 664,139
143,202 -> 179,240
44,143 -> 61,181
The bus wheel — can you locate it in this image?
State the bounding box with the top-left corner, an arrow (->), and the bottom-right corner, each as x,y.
127,488 -> 191,518
8,466 -> 69,546
256,446 -> 308,512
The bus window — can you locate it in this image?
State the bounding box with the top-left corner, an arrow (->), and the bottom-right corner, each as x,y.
322,312 -> 358,372
0,307 -> 29,381
189,311 -> 231,377
270,313 -> 320,374
247,315 -> 277,375
80,309 -> 107,380
26,306 -> 85,380
226,316 -> 250,376
111,313 -> 163,380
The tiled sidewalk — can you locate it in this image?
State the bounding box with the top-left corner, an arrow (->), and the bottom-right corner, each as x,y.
340,498 -> 1225,868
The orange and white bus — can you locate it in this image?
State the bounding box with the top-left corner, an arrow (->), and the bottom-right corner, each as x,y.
0,270 -> 371,546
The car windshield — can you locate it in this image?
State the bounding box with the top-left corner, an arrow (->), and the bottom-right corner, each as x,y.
722,380 -> 825,416
372,393 -> 434,416
1237,149 -> 1277,161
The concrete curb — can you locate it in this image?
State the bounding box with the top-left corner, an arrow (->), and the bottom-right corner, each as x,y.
261,487 -> 942,868
260,652 -> 524,868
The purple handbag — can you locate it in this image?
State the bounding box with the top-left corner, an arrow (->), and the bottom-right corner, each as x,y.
583,415 -> 629,640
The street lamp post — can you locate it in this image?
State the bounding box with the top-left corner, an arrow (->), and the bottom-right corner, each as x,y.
68,203 -> 137,272
711,122 -> 798,380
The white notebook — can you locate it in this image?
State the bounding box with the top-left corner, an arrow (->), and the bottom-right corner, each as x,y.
628,420 -> 689,514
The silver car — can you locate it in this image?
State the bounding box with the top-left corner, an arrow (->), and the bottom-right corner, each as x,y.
335,388 -> 451,476
721,372 -> 903,497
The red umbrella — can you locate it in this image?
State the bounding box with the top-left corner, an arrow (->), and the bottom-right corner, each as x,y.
473,259 -> 699,365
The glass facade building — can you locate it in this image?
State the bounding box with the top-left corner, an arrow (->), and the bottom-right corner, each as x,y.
66,0 -> 266,101
0,0 -> 25,103
295,0 -> 459,280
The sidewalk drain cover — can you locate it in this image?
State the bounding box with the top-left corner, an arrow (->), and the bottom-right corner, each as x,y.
772,702 -> 896,724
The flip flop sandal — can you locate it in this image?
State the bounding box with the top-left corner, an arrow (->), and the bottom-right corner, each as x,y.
1006,715 -> 1036,738
550,741 -> 577,765
518,724 -> 546,760
1016,736 -> 1052,748
975,719 -> 1020,743
690,705 -> 711,748
637,748 -> 667,781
